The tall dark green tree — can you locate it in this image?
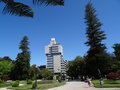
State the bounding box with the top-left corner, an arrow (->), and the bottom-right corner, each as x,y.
12,36 -> 30,80
84,2 -> 108,78
113,43 -> 120,61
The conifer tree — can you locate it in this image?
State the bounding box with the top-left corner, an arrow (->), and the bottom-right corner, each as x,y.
12,36 -> 30,80
84,2 -> 108,78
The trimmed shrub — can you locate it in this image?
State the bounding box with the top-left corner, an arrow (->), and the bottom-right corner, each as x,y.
32,81 -> 37,89
16,80 -> 20,83
11,80 -> 19,87
27,80 -> 32,84
106,72 -> 120,80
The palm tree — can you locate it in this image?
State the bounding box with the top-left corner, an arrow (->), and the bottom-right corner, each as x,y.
0,0 -> 64,17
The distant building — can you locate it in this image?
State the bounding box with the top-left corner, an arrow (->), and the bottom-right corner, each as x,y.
39,65 -> 46,70
45,38 -> 67,74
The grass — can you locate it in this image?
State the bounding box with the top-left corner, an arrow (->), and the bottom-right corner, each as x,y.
37,80 -> 55,84
0,80 -> 26,88
0,82 -> 11,88
92,79 -> 120,88
8,80 -> 66,90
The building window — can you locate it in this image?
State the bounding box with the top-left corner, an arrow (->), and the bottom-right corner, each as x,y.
49,46 -> 58,53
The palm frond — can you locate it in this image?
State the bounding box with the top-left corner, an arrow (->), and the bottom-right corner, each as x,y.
0,0 -> 5,3
0,0 -> 11,4
33,0 -> 64,6
2,2 -> 34,17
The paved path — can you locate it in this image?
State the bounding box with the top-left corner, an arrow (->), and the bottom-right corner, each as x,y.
0,88 -> 10,90
48,81 -> 120,90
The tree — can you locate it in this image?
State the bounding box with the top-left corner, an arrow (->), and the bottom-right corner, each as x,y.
84,2 -> 109,78
11,36 -> 30,80
111,60 -> 120,74
113,44 -> 120,61
0,0 -> 64,17
29,64 -> 40,80
0,56 -> 12,62
2,56 -> 12,62
0,61 -> 13,80
40,68 -> 54,80
67,56 -> 86,79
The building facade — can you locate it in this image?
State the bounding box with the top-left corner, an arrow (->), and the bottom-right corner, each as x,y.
45,38 -> 67,74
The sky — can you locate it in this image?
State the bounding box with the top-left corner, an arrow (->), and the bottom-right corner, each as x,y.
0,0 -> 120,66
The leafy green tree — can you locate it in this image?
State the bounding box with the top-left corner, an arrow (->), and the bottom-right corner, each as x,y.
0,56 -> 12,61
67,56 -> 86,79
67,61 -> 76,79
1,56 -> 12,62
84,2 -> 109,78
40,68 -> 54,80
111,61 -> 120,74
0,61 -> 13,80
0,0 -> 64,17
29,64 -> 40,80
11,36 -> 30,80
113,44 -> 120,61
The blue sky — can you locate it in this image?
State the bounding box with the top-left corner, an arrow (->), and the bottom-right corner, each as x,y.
0,0 -> 120,66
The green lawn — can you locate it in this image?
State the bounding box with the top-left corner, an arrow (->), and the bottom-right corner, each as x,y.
8,80 -> 66,90
0,82 -> 11,88
0,80 -> 27,88
92,79 -> 120,88
37,80 -> 55,84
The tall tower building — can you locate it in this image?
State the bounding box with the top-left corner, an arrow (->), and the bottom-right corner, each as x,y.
45,38 -> 67,74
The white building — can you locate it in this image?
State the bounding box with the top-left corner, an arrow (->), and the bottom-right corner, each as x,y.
45,38 -> 67,74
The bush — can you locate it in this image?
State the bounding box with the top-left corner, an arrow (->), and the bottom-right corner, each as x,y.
11,80 -> 19,87
32,81 -> 37,89
106,72 -> 120,80
27,80 -> 32,84
16,80 -> 20,83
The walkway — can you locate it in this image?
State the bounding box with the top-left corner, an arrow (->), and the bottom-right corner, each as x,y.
0,88 -> 9,90
48,81 -> 120,90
